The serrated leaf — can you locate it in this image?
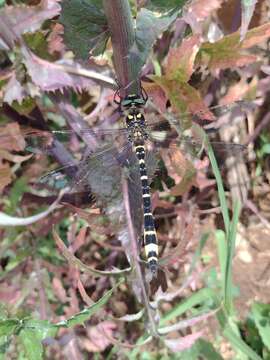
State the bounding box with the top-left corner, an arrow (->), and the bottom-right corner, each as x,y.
55,284 -> 118,328
199,23 -> 270,71
129,8 -> 177,74
60,0 -> 109,59
21,47 -> 97,92
0,0 -> 61,48
151,35 -> 216,128
251,302 -> 270,351
152,76 -> 215,129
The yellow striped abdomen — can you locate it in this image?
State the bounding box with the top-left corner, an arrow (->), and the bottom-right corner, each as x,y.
134,143 -> 158,275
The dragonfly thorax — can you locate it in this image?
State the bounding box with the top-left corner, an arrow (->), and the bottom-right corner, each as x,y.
125,111 -> 148,142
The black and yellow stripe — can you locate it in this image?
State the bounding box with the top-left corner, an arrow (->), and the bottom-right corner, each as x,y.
120,92 -> 158,275
134,142 -> 158,275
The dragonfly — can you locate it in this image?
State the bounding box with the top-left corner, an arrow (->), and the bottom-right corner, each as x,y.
0,90 -> 253,276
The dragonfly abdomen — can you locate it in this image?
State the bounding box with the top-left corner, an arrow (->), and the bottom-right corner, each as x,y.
134,142 -> 158,275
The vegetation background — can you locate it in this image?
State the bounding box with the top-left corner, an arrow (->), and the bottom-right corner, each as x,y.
0,0 -> 270,359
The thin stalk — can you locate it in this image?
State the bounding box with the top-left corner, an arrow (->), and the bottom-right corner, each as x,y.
103,0 -> 140,96
122,176 -> 158,337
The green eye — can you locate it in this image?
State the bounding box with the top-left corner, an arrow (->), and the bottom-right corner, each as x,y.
121,99 -> 133,107
134,99 -> 145,105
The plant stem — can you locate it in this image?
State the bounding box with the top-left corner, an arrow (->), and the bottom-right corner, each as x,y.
103,0 -> 140,96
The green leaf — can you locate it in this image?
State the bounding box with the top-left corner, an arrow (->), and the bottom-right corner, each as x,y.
216,230 -> 227,296
23,319 -> 58,340
129,8 -> 177,74
60,0 -> 109,59
223,323 -> 263,360
160,288 -> 216,325
252,302 -> 270,351
224,200 -> 241,314
146,0 -> 187,12
18,319 -> 57,360
6,177 -> 28,214
56,283 -> 117,328
179,339 -> 224,360
19,329 -> 44,360
0,319 -> 20,337
196,339 -> 224,359
261,143 -> 270,155
206,139 -> 230,235
199,23 -> 270,71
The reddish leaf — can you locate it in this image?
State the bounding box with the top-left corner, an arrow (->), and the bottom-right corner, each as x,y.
72,226 -> 88,253
3,73 -> 28,105
151,35 -> 217,126
0,285 -> 21,304
0,123 -> 26,152
141,81 -> 167,113
0,0 -> 61,45
83,321 -> 117,353
194,158 -> 216,191
199,23 -> 270,70
153,77 -> 216,128
218,77 -> 257,106
241,22 -> 270,48
164,331 -> 204,352
0,164 -> 12,192
165,35 -> 201,81
22,47 -> 96,92
183,0 -> 223,34
48,23 -> 66,55
161,148 -> 196,196
52,276 -> 68,303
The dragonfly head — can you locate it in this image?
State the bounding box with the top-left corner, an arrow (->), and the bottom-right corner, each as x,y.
121,94 -> 146,111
